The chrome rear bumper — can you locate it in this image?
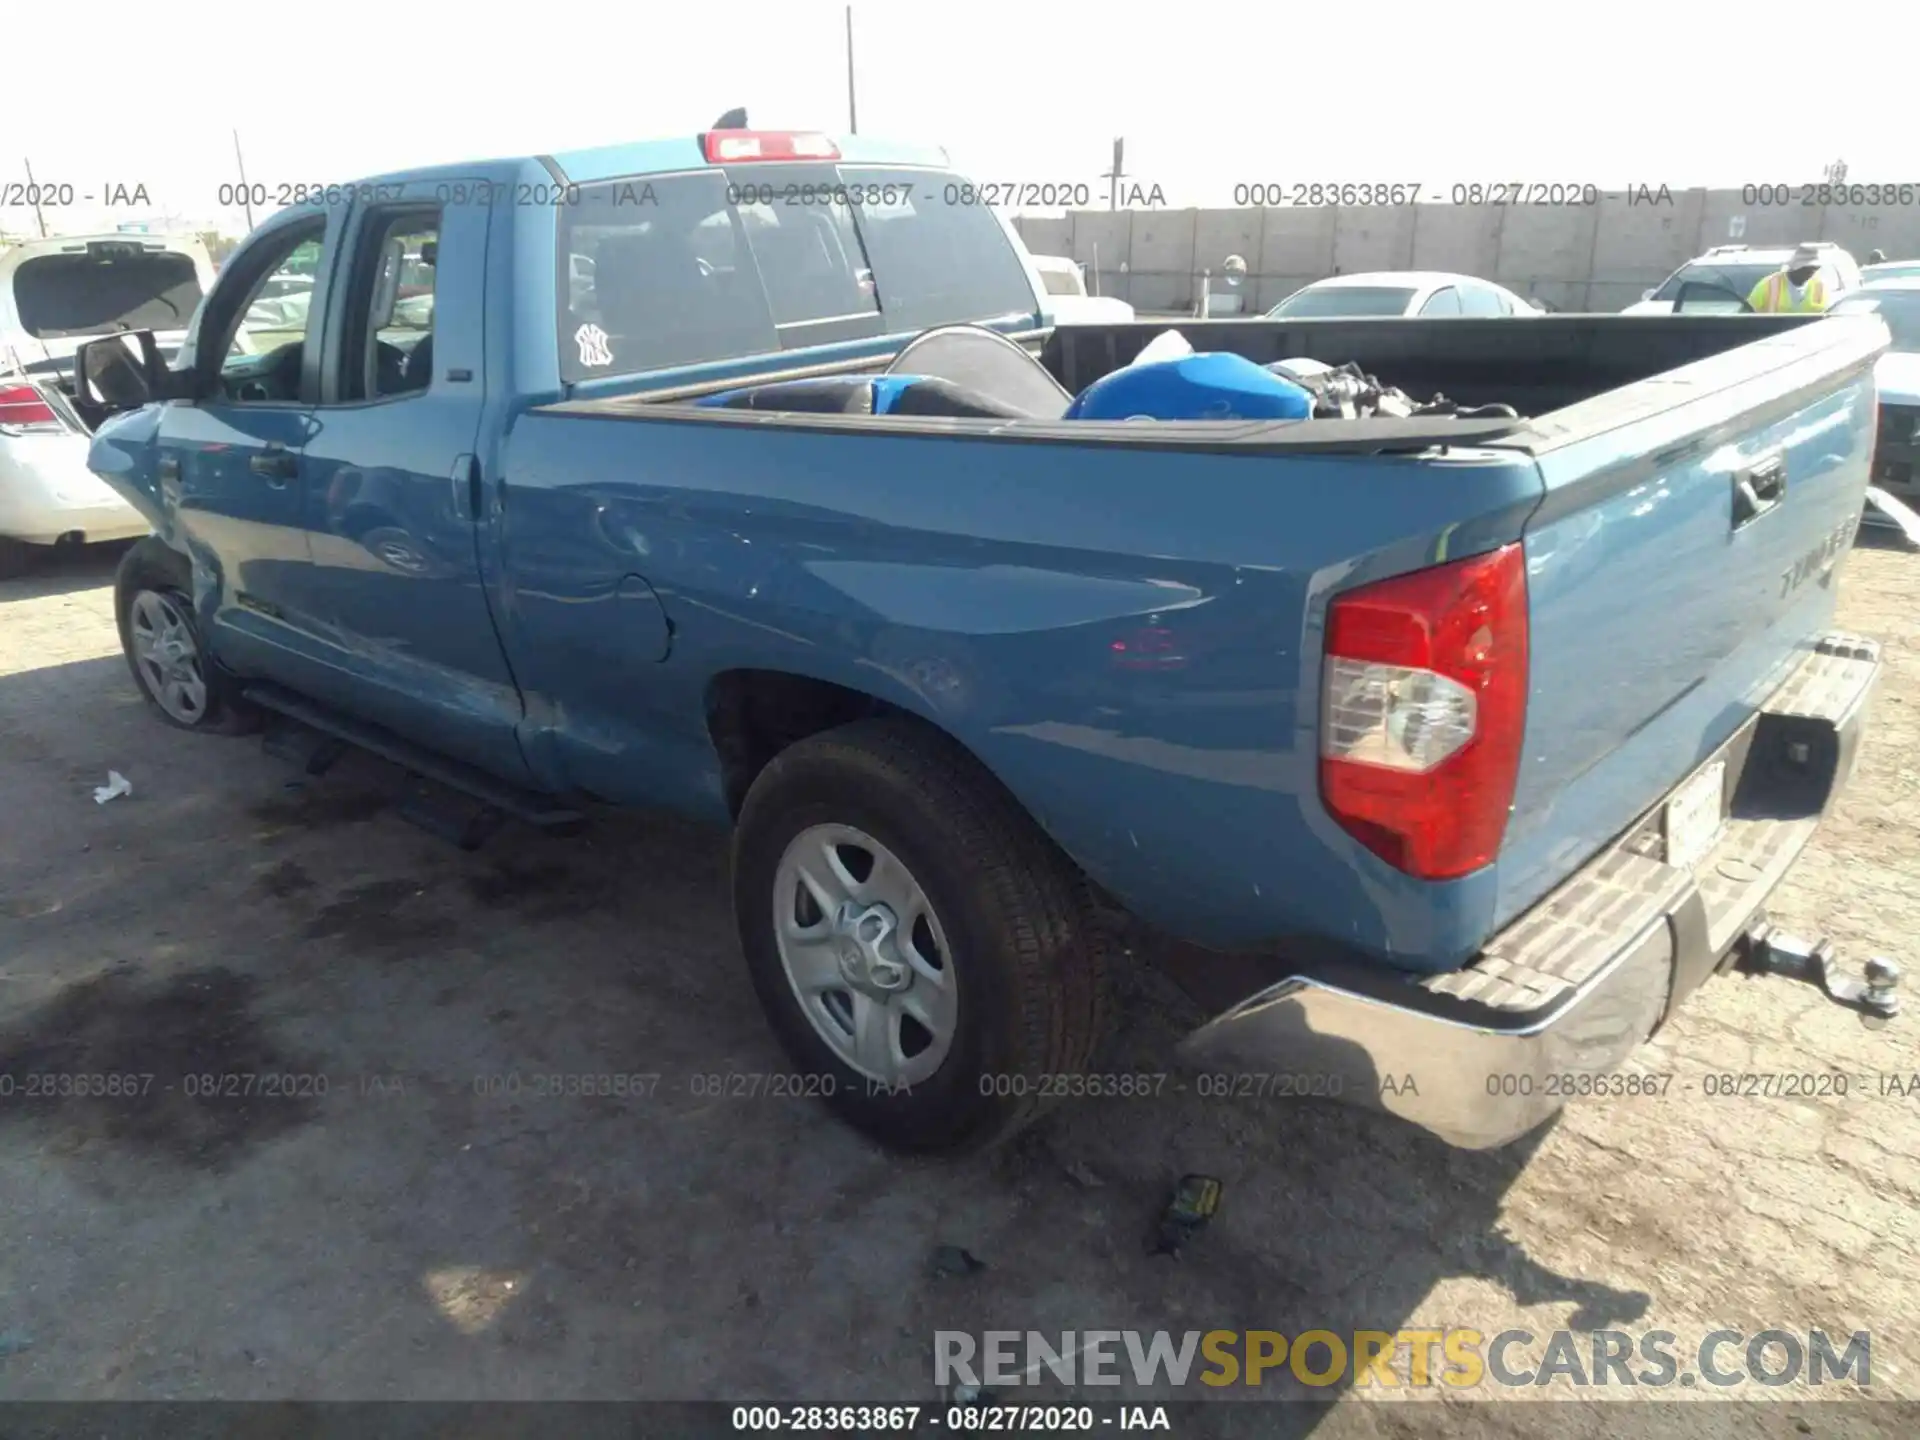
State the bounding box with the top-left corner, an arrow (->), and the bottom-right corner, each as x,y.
1176,632 -> 1881,1149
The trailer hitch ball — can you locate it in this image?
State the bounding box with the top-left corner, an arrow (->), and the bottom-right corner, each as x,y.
1864,957 -> 1902,1019
1736,924 -> 1901,1025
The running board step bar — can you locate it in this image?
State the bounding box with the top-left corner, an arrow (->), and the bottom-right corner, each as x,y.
243,684 -> 585,832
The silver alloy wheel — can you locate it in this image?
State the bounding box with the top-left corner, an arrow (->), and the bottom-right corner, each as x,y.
772,823 -> 958,1088
129,589 -> 210,725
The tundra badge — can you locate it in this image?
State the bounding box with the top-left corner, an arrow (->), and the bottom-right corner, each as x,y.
1779,513 -> 1860,598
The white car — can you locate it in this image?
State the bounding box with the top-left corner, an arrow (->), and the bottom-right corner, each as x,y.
1826,278 -> 1920,527
1266,272 -> 1542,319
1,233 -> 216,576
1621,242 -> 1861,315
1029,253 -> 1135,325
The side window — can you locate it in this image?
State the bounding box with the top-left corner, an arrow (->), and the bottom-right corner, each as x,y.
1457,284 -> 1505,317
219,226 -> 326,393
340,208 -> 440,401
1419,287 -> 1462,317
1040,267 -> 1082,297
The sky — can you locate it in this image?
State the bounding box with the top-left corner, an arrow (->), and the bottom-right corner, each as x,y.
7,0 -> 1918,238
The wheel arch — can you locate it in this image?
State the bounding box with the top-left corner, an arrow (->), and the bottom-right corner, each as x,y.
703,664 -> 1023,813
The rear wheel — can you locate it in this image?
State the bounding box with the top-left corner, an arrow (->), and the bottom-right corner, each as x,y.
114,539 -> 257,735
731,717 -> 1115,1152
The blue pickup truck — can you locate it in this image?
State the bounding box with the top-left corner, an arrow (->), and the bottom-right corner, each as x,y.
77,127 -> 1893,1154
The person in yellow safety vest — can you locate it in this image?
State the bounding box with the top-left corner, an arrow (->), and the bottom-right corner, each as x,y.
1748,245 -> 1830,313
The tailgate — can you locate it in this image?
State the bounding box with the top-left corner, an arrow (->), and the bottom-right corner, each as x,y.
1490,315 -> 1885,929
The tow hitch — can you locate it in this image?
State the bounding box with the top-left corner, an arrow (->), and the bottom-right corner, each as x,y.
1732,921 -> 1902,1025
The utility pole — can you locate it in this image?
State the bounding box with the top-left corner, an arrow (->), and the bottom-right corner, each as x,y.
845,6 -> 858,135
232,129 -> 256,230
1105,138 -> 1126,210
21,157 -> 48,237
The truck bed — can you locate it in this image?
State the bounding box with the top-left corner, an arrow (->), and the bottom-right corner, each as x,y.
1039,314 -> 1828,417
508,314 -> 1883,972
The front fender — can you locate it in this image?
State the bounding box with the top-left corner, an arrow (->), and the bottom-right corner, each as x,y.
86,404 -> 169,534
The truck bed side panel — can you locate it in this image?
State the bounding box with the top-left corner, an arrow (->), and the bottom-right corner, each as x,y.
495,415 -> 1541,962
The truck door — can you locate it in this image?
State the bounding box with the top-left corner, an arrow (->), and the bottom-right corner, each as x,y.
156,208 -> 339,679
295,182 -> 532,783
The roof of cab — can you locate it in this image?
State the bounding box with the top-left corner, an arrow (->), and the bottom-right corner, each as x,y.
545,133 -> 952,185
340,135 -> 953,194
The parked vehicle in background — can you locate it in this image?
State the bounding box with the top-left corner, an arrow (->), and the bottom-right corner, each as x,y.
1267,272 -> 1541,319
1624,243 -> 1861,315
1029,253 -> 1134,324
75,126 -> 1892,1157
1828,279 -> 1920,525
1862,259 -> 1920,285
0,233 -> 214,574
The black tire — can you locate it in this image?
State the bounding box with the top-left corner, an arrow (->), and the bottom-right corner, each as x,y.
731,717 -> 1116,1153
114,537 -> 258,735
0,536 -> 38,580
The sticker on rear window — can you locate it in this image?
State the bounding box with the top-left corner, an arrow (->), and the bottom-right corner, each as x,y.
574,323 -> 612,367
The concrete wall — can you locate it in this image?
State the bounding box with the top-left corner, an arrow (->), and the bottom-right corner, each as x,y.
1012,188 -> 1920,312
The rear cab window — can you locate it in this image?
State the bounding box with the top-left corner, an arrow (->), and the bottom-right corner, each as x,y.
557,165 -> 1039,383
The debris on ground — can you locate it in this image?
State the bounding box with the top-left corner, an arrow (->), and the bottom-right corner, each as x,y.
91,770 -> 132,805
1152,1174 -> 1222,1255
930,1245 -> 988,1279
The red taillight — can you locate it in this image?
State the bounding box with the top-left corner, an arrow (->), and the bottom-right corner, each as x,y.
1318,543 -> 1529,880
0,382 -> 61,430
701,130 -> 841,164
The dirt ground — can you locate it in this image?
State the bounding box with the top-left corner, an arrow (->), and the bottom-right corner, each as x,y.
1,539 -> 1916,1437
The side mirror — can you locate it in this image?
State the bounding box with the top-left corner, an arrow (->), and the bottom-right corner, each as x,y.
1673,281 -> 1753,315
74,330 -> 177,415
1642,288 -> 1656,301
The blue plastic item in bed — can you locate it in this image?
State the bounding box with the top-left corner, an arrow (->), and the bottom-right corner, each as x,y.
1063,352 -> 1314,423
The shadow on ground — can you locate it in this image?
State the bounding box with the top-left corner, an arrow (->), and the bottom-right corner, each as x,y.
0,628 -> 1658,1422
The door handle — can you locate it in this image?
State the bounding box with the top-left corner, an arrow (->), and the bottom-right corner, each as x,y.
1732,455 -> 1786,530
